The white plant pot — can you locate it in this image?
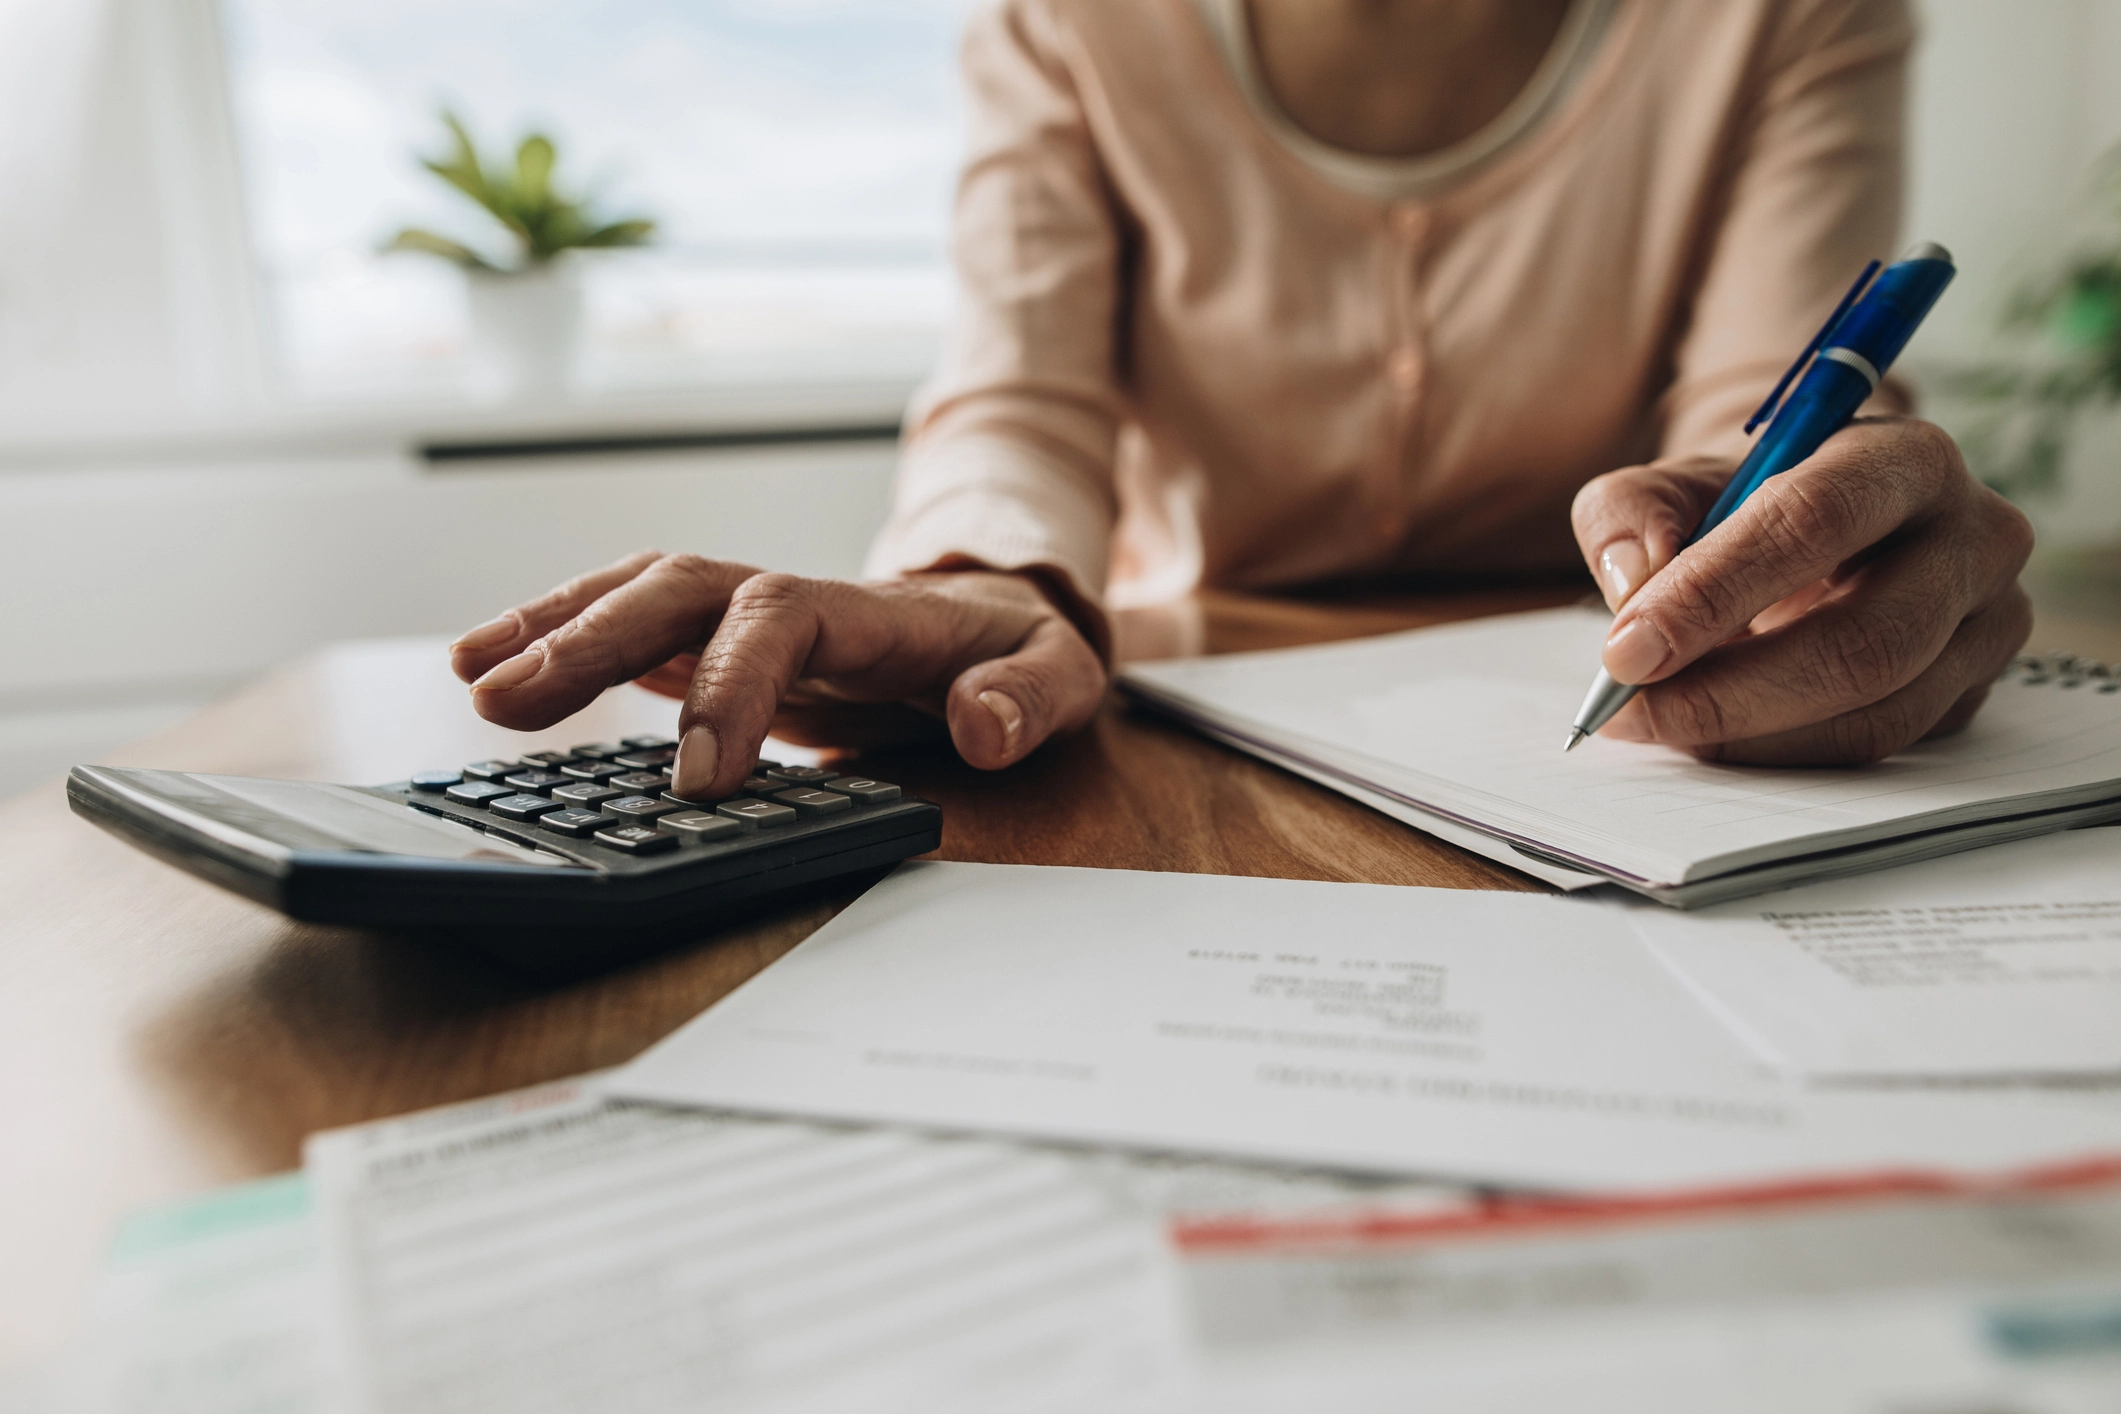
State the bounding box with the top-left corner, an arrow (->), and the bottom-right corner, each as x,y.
466,261 -> 583,399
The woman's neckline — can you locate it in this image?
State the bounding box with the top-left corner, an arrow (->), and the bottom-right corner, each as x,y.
1191,0 -> 1620,203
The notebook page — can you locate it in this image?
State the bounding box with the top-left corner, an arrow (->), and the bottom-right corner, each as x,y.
1123,609 -> 2121,885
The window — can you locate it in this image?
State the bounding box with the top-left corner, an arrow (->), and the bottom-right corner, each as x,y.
220,0 -> 979,403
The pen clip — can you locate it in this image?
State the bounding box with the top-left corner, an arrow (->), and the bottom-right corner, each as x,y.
1743,259 -> 1881,435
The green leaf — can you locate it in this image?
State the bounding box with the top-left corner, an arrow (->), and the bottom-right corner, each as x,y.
425,109 -> 492,209
379,227 -> 502,271
515,134 -> 555,208
577,218 -> 656,249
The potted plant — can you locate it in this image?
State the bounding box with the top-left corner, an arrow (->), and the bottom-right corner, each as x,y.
382,111 -> 655,397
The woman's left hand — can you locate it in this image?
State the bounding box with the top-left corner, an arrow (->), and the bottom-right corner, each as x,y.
1570,417 -> 2035,765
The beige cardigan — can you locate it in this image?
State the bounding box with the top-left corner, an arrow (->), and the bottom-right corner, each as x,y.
865,0 -> 1914,639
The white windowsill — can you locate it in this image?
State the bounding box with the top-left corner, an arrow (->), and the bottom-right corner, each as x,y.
0,372 -> 920,472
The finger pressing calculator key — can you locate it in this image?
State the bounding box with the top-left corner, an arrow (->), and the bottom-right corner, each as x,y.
67,759 -> 940,976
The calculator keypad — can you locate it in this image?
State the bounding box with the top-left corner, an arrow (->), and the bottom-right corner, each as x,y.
826,777 -> 900,804
603,795 -> 678,822
489,793 -> 563,821
559,761 -> 629,783
415,756 -> 914,861
550,782 -> 623,808
774,788 -> 851,817
538,808 -> 615,838
660,810 -> 742,842
717,800 -> 797,829
594,823 -> 677,854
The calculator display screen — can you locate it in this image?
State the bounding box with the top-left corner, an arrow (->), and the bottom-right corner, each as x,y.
149,773 -> 575,867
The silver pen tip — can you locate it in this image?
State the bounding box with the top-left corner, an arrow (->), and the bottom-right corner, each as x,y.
1563,728 -> 1587,753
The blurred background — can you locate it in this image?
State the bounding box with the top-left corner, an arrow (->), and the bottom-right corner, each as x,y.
1,0 -> 2117,798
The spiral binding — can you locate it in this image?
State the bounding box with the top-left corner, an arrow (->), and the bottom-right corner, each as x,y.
2003,652 -> 2121,692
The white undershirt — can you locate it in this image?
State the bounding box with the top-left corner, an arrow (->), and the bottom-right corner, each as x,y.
1191,0 -> 1618,202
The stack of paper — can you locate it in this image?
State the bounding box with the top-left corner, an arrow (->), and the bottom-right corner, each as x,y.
1119,608 -> 2121,904
43,1075 -> 2121,1414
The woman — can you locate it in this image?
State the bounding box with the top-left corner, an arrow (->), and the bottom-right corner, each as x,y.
451,0 -> 2032,802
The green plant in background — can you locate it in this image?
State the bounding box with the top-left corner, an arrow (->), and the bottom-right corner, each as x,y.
381,111 -> 655,273
1943,149 -> 2121,500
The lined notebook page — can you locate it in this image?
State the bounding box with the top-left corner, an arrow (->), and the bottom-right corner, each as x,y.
1124,609 -> 2121,886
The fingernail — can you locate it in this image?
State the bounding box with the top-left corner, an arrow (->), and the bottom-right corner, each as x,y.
1599,541 -> 1649,610
1602,618 -> 1672,685
674,725 -> 718,796
471,643 -> 543,692
978,689 -> 1024,755
451,614 -> 517,653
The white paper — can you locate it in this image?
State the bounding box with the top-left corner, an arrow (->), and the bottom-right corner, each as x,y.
1171,1171 -> 2121,1413
28,1173 -> 324,1414
306,1078 -> 1185,1414
1122,608 -> 2121,888
1630,826 -> 2121,1078
610,861 -> 2121,1193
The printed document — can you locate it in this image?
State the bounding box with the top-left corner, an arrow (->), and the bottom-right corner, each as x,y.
1170,1166 -> 2121,1413
1630,826 -> 2121,1078
306,1078 -> 1184,1414
610,862 -> 2121,1192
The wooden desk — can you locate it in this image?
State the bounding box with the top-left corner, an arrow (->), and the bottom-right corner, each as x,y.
0,584 -> 1573,1365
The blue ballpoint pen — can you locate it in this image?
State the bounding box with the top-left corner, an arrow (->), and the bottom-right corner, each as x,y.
1562,241 -> 1958,752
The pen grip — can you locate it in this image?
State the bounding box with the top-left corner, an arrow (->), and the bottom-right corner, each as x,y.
1689,358 -> 1874,547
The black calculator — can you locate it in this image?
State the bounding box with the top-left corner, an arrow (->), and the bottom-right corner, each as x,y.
67,736 -> 941,971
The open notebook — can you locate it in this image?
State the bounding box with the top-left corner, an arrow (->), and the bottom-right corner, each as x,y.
1120,607 -> 2121,906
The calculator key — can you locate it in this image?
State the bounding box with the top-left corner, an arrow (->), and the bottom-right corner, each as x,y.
519,750 -> 578,769
621,735 -> 675,750
660,810 -> 744,843
409,770 -> 462,792
445,780 -> 514,806
661,789 -> 728,809
603,794 -> 679,821
716,799 -> 798,829
765,765 -> 837,786
753,758 -> 783,772
593,824 -> 678,854
550,781 -> 623,808
487,793 -> 564,821
559,761 -> 629,783
569,743 -> 629,761
613,749 -> 677,770
774,788 -> 852,817
537,808 -> 616,838
740,776 -> 783,796
610,770 -> 670,792
501,770 -> 572,795
461,760 -> 519,782
825,777 -> 902,804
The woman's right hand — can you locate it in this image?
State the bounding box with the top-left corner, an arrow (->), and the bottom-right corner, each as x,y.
448,552 -> 1108,798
